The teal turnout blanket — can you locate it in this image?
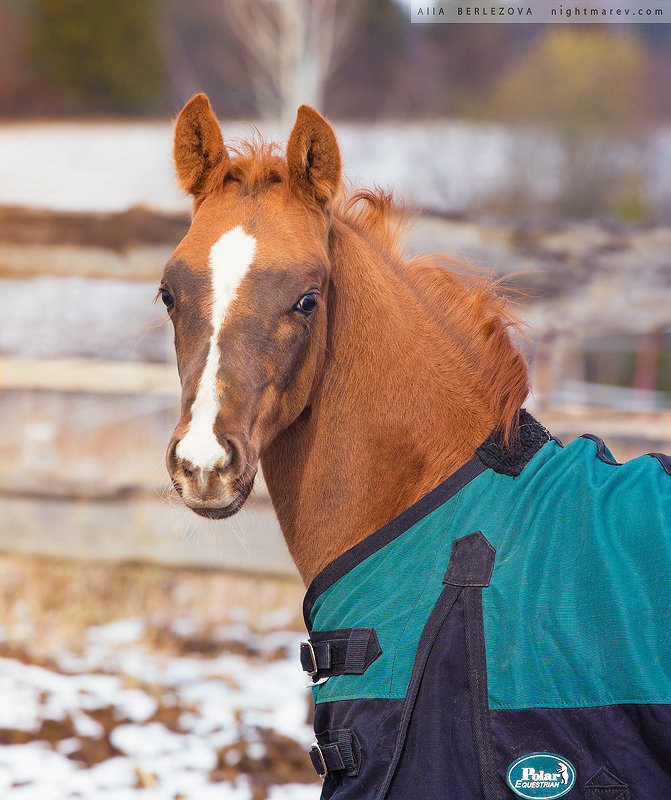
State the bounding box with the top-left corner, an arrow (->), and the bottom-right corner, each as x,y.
300,411 -> 671,800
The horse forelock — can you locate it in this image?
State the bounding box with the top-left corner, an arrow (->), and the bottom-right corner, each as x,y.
200,134 -> 291,198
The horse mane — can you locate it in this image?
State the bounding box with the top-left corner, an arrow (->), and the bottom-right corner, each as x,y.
339,188 -> 530,444
202,140 -> 529,443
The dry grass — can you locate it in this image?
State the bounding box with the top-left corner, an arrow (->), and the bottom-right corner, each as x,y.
0,554 -> 305,658
0,555 -> 316,797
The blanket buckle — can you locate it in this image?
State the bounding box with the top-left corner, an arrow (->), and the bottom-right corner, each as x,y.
301,640 -> 319,677
309,742 -> 328,778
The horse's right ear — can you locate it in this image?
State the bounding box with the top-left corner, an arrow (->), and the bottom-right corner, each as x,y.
174,93 -> 228,197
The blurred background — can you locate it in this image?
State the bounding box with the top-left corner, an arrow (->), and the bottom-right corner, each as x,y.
1,1 -> 670,798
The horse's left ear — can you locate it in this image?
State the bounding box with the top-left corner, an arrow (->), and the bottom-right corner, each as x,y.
287,105 -> 341,210
174,93 -> 229,198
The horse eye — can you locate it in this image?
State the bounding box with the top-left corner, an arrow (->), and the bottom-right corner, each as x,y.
293,293 -> 318,315
161,289 -> 174,311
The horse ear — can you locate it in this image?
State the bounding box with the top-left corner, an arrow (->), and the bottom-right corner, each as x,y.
174,93 -> 228,197
287,105 -> 341,209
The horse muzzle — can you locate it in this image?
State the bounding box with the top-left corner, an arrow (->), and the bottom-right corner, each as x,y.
166,434 -> 257,519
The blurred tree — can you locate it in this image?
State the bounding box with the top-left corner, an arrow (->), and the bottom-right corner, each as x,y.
0,3 -> 23,112
160,0 -> 253,116
26,0 -> 164,113
476,30 -> 653,220
4,0 -> 669,127
487,29 -> 650,135
222,0 -> 361,125
397,23 -> 540,119
327,0 -> 408,118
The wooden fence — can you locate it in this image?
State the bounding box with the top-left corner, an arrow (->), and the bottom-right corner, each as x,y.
0,357 -> 297,577
2,355 -> 670,443
2,207 -> 670,577
0,357 -> 179,395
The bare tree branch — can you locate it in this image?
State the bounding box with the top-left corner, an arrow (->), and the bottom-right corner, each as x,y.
222,0 -> 362,125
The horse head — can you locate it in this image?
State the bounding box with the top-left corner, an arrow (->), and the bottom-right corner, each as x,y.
161,94 -> 339,519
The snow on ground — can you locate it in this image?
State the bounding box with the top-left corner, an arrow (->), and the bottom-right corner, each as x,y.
2,119 -> 669,218
0,120 -> 559,215
0,123 -> 186,214
0,615 -> 321,799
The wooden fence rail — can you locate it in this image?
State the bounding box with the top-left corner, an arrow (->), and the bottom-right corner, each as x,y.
2,357 -> 670,443
1,356 -> 670,575
0,357 -> 180,395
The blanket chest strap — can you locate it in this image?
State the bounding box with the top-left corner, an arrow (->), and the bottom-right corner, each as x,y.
300,627 -> 382,680
309,728 -> 360,777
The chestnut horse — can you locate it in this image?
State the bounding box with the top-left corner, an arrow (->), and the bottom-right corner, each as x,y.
160,96 -> 671,800
160,94 -> 528,586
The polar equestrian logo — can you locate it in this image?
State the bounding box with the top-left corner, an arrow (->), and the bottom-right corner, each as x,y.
506,753 -> 576,799
556,761 -> 569,785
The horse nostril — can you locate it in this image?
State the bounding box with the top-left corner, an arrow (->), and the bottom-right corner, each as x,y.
166,438 -> 179,471
167,438 -> 198,482
224,437 -> 243,477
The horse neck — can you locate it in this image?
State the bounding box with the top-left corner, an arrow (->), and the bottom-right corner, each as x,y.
261,217 -> 500,585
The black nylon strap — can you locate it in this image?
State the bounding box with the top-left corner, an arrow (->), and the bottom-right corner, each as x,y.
345,627 -> 374,673
300,627 -> 381,680
443,530 -> 496,587
309,742 -> 343,775
309,729 -> 359,777
649,451 -> 671,476
300,640 -> 330,674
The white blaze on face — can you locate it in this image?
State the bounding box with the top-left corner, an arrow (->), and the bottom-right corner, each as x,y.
175,225 -> 257,473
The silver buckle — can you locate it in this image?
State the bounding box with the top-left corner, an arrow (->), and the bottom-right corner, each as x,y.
310,742 -> 328,778
301,640 -> 318,677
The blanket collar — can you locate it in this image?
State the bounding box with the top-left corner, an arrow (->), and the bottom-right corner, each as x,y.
303,409 -> 552,629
